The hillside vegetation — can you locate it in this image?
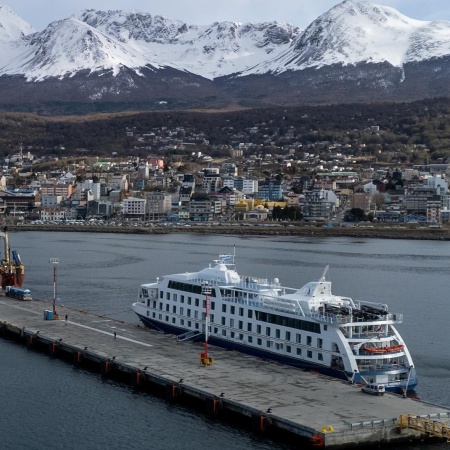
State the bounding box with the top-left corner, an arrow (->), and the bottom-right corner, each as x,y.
0,99 -> 449,162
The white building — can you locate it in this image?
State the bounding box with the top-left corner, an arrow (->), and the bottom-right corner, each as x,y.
122,197 -> 146,218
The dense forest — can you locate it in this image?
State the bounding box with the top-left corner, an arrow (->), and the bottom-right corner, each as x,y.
0,98 -> 449,161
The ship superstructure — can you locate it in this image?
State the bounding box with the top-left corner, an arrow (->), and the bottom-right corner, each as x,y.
132,253 -> 417,392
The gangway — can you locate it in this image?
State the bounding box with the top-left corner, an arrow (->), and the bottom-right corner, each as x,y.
398,414 -> 450,441
177,330 -> 202,342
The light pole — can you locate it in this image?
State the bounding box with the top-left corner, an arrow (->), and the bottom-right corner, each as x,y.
201,282 -> 213,365
50,258 -> 59,319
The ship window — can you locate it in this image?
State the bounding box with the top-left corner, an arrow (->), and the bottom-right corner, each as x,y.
275,329 -> 280,339
221,317 -> 225,325
165,315 -> 169,322
181,319 -> 184,325
307,336 -> 312,346
222,304 -> 227,313
222,330 -> 226,336
159,302 -> 163,310
146,311 -> 149,317
166,305 -> 169,312
230,318 -> 234,327
214,327 -> 218,334
172,306 -> 176,313
307,350 -> 312,358
194,311 -> 198,319
195,323 -> 199,329
248,310 -> 253,319
266,341 -> 272,348
181,295 -> 184,303
286,345 -> 291,353
248,336 -> 253,344
160,291 -> 163,299
173,294 -> 177,302
147,299 -> 150,307
275,343 -> 283,350
159,314 -> 162,320
153,300 -> 156,308
187,309 -> 191,317
266,327 -> 271,336
296,348 -> 301,356
286,331 -> 291,341
257,338 -> 262,345
247,323 -> 252,332
238,320 -> 243,329
257,325 -> 261,333
210,314 -> 214,323
188,321 -> 191,327
188,297 -> 192,305
211,301 -> 215,310
172,318 -> 176,324
166,292 -> 170,300
231,332 -> 235,338
318,353 -> 323,361
323,324 -> 327,331
317,338 -> 323,349
296,333 -> 301,344
230,306 -> 235,314
152,312 -> 155,318
180,307 -> 184,315
195,298 -> 199,307
239,307 -> 244,316
239,334 -> 243,340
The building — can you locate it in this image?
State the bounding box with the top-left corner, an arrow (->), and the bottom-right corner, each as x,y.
146,192 -> 172,220
302,189 -> 336,222
122,197 -> 146,219
257,180 -> 282,201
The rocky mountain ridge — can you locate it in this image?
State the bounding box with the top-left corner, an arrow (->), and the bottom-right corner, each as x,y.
0,1 -> 448,113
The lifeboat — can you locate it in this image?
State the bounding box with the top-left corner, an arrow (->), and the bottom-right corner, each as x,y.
364,344 -> 404,354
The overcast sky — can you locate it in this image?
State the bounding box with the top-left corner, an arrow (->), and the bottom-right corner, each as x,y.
4,0 -> 450,31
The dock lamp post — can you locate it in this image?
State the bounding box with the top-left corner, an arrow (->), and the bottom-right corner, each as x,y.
201,282 -> 213,365
50,258 -> 59,318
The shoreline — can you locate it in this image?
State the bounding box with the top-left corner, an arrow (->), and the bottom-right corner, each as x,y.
10,224 -> 450,240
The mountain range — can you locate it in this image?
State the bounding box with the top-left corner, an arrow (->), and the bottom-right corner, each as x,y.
0,0 -> 449,113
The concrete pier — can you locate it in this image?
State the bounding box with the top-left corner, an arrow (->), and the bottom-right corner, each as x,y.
0,296 -> 449,448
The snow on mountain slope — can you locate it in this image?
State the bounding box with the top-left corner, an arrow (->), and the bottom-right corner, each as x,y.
0,3 -> 34,41
75,9 -> 301,79
0,0 -> 449,86
244,0 -> 450,75
0,17 -> 168,81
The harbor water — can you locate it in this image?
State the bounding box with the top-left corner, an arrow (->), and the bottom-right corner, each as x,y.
1,231 -> 449,449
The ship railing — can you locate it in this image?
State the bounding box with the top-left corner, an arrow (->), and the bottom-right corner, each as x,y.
351,332 -> 397,339
358,363 -> 407,372
309,312 -> 349,324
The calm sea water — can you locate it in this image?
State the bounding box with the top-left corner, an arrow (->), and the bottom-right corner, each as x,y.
1,231 -> 449,449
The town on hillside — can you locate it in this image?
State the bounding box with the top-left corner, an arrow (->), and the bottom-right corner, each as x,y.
0,121 -> 449,228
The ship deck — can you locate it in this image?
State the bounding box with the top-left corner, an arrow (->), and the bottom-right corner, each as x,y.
0,295 -> 448,448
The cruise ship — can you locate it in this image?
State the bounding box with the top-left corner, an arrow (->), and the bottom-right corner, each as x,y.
132,253 -> 417,392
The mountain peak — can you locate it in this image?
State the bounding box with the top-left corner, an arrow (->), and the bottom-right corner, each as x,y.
0,3 -> 34,40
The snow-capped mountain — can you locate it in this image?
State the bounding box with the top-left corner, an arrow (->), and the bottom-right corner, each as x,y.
0,3 -> 34,41
243,0 -> 450,74
74,10 -> 300,79
0,0 -> 449,112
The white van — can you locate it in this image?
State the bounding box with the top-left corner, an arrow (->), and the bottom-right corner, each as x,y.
361,383 -> 385,396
